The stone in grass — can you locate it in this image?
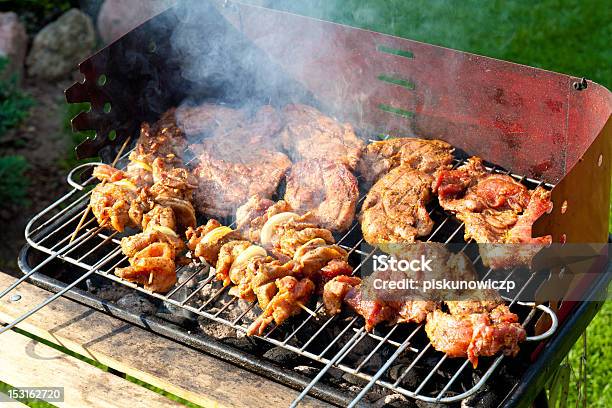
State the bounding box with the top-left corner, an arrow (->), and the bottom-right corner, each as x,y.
27,9 -> 96,80
0,12 -> 27,82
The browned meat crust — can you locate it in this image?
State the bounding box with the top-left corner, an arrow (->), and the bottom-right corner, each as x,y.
360,166 -> 434,245
235,196 -> 293,242
175,103 -> 246,137
115,242 -> 177,293
284,159 -> 359,232
434,157 -> 553,268
191,120 -> 291,217
279,104 -> 365,171
185,219 -> 243,265
247,276 -> 315,336
425,305 -> 526,367
323,275 -> 362,315
358,138 -> 454,186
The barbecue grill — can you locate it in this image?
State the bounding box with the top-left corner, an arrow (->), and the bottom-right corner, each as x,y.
5,0 -> 612,406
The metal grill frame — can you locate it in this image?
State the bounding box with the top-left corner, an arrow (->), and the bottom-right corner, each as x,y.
20,145 -> 558,406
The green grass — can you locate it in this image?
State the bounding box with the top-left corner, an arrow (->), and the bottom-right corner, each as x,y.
269,0 -> 611,89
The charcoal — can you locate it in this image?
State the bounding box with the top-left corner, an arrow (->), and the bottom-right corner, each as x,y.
373,393 -> 414,408
116,293 -> 157,314
342,373 -> 369,387
294,365 -> 320,377
263,346 -> 304,366
199,317 -> 239,339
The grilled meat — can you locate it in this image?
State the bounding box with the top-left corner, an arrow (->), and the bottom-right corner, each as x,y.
279,104 -> 364,171
129,109 -> 186,167
90,182 -> 138,232
271,217 -> 335,259
247,276 -> 315,336
215,240 -> 253,286
284,159 -> 359,232
293,238 -> 349,280
236,195 -> 292,242
397,299 -> 438,324
115,242 -> 177,293
323,275 -> 362,315
175,103 -> 246,137
344,283 -> 399,332
191,136 -> 291,218
185,219 -> 243,265
425,305 -> 526,367
360,166 -> 434,245
435,157 -> 552,268
358,138 -> 454,186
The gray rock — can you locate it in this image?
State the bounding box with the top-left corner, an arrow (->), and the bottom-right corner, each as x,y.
0,12 -> 27,81
97,0 -> 174,44
27,9 -> 96,80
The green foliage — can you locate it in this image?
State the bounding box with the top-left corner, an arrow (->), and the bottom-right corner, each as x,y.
0,0 -> 80,34
0,57 -> 34,138
0,155 -> 29,207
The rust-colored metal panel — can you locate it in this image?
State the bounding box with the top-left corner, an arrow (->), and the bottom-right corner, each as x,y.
217,1 -> 610,185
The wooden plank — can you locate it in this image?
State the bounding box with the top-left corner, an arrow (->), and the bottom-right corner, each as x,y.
0,396 -> 29,407
0,330 -> 183,408
0,273 -> 327,408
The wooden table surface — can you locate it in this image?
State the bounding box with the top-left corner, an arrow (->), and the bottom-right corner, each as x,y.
0,272 -> 328,408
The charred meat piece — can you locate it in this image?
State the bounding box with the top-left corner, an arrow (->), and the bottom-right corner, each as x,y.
175,103 -> 246,138
320,259 -> 353,285
185,219 -> 243,265
115,242 -> 177,293
235,196 -> 293,242
323,275 -> 362,315
129,109 -> 186,167
425,305 -> 526,367
279,104 -> 365,171
358,138 -> 454,186
215,240 -> 253,287
271,217 -> 335,259
90,182 -> 138,232
247,276 -> 315,336
435,157 -> 531,214
360,166 -> 434,245
435,157 -> 552,268
120,228 -> 184,259
284,159 -> 359,232
397,300 -> 438,324
293,238 -> 349,280
191,135 -> 291,217
344,283 -> 399,332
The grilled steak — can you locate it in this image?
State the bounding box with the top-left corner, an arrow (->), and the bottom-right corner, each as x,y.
360,166 -> 435,245
279,104 -> 365,171
358,137 -> 454,186
190,108 -> 291,217
284,159 -> 359,232
175,103 -> 245,137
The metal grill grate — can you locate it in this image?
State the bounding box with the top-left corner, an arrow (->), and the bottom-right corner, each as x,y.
19,147 -> 558,406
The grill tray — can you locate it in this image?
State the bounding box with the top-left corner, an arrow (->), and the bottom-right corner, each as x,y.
20,144 -> 559,406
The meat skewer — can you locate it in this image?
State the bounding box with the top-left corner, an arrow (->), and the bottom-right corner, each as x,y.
87,110 -> 196,292
70,135 -> 132,241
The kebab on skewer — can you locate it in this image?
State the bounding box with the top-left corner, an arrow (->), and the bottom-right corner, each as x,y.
185,197 -> 355,335
88,110 -> 196,292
